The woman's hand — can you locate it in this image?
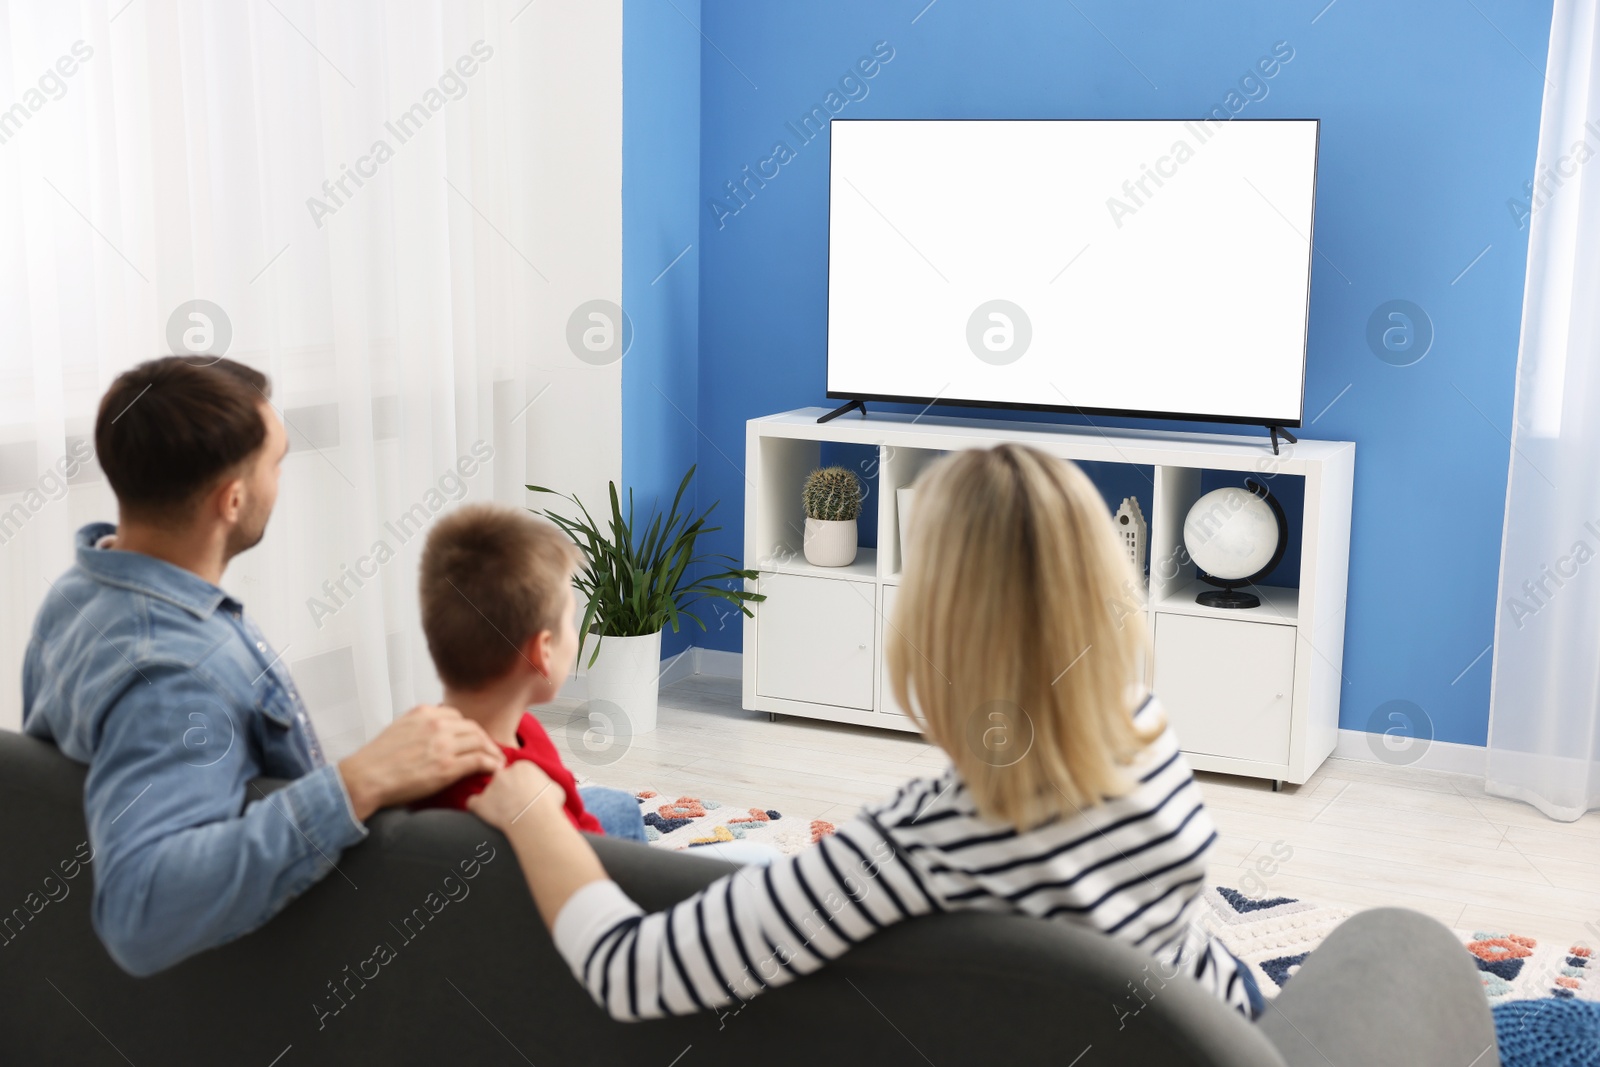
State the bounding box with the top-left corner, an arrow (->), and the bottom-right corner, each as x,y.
467,760 -> 562,832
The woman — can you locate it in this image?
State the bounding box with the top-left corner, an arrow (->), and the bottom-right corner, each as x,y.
469,443 -> 1262,1021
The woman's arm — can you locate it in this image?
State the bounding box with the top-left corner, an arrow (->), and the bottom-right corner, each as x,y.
469,761 -> 941,1021
468,761 -> 607,925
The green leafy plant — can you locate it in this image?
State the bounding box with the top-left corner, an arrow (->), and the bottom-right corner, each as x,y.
802,466 -> 862,521
528,465 -> 763,668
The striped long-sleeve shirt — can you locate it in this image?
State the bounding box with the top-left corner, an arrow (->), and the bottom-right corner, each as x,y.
551,696 -> 1256,1021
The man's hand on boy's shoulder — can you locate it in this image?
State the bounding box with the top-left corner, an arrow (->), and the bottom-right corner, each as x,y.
337,704 -> 506,822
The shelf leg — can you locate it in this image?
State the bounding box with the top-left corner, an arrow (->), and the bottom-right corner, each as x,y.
1272,779 -> 1283,793
769,712 -> 777,723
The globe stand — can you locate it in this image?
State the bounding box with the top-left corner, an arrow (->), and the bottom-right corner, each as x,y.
1196,587 -> 1262,610
1192,479 -> 1289,610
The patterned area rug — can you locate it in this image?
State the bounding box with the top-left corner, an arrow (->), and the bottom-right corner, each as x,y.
632,790 -> 836,855
1195,887 -> 1600,1066
1193,886 -> 1598,1005
1191,886 -> 1352,996
628,790 -> 1598,1011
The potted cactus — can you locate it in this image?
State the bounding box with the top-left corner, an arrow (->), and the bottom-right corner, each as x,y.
802,466 -> 862,567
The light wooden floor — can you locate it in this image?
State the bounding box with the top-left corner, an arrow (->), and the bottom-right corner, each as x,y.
537,674 -> 1600,950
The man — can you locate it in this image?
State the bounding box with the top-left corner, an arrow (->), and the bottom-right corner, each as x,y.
22,356 -> 506,976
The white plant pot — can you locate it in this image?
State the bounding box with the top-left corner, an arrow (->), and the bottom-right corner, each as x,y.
584,630 -> 662,735
804,517 -> 858,567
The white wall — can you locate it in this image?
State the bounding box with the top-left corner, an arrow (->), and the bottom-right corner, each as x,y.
514,0 -> 623,525
0,1 -> 624,735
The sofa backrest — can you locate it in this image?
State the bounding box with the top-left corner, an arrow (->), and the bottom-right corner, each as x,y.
0,728 -> 1286,1066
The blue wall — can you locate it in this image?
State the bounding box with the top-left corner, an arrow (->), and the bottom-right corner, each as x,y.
623,0 -> 702,657
627,0 -> 1554,747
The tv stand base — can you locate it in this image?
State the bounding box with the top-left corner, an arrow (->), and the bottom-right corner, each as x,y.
817,399 -> 868,424
1266,425 -> 1299,455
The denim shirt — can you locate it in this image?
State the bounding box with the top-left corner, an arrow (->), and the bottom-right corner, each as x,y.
22,523 -> 367,976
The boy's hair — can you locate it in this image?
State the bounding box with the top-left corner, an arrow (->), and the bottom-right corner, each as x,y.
95,356 -> 271,523
419,504 -> 581,690
885,443 -> 1158,830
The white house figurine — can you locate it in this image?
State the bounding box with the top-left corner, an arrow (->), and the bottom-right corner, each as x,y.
1114,497 -> 1147,578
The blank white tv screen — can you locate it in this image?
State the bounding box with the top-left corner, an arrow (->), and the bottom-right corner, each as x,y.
826,119 -> 1319,426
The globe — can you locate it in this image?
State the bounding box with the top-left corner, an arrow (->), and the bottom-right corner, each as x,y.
1183,487 -> 1280,582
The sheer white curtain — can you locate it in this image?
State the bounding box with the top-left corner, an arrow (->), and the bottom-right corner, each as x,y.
0,0 -> 622,756
1487,0 -> 1600,821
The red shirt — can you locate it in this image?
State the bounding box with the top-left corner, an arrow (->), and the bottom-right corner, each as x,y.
411,712 -> 603,834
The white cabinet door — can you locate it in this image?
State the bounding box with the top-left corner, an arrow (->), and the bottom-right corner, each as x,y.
756,572 -> 876,710
1153,613 -> 1295,766
878,585 -> 910,718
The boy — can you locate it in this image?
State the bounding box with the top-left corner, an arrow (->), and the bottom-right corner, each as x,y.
411,503 -> 645,840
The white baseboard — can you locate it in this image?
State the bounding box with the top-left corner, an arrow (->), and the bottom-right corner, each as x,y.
1332,728 -> 1486,777
652,646 -> 697,688
556,645 -> 740,702
690,647 -> 742,679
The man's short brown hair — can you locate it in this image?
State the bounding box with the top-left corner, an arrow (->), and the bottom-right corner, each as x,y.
419,504 -> 581,690
95,356 -> 271,522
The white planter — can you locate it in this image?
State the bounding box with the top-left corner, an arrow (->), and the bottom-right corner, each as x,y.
584,630 -> 662,735
803,517 -> 858,567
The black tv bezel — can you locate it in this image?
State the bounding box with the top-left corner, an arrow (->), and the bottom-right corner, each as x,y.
823,116 -> 1321,430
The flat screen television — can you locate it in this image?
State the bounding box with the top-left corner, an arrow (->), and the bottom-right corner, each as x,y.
825,118 -> 1320,428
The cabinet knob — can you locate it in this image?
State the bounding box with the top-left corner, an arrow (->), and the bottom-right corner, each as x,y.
1276,693 -> 1284,699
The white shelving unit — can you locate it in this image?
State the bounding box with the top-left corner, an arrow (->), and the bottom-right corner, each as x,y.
742,407 -> 1355,787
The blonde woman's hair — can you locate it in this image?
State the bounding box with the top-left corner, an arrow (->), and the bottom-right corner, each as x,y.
885,444 -> 1158,829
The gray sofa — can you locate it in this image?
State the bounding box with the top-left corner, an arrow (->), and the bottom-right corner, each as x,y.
0,729 -> 1498,1066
